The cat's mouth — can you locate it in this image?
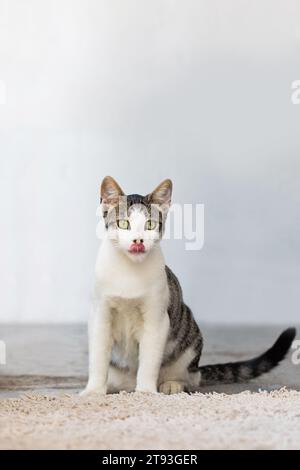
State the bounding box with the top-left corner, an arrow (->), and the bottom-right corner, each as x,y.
129,242 -> 146,254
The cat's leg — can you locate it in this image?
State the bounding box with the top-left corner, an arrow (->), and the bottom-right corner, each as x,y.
136,304 -> 170,393
159,380 -> 185,394
81,299 -> 112,396
158,358 -> 185,395
158,346 -> 200,394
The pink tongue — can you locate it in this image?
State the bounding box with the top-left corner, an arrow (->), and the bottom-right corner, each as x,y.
130,243 -> 145,253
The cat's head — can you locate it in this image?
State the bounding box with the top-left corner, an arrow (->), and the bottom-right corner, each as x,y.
100,176 -> 172,262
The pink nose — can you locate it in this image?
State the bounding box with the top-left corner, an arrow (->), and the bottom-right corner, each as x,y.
130,240 -> 145,253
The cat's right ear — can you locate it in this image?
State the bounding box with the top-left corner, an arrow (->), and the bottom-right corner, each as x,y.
100,176 -> 124,207
148,179 -> 173,208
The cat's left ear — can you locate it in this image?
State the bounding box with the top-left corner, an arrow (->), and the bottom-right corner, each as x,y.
100,176 -> 124,206
148,179 -> 172,208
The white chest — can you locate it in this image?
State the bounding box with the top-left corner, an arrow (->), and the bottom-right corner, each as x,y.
95,239 -> 167,300
101,269 -> 150,299
110,297 -> 144,370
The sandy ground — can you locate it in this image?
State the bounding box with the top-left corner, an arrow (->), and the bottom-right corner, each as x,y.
1,388 -> 300,450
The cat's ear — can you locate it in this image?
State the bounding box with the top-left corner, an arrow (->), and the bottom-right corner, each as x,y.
148,179 -> 172,208
100,176 -> 124,206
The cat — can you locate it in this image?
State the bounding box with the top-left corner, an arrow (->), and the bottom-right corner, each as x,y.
82,176 -> 296,395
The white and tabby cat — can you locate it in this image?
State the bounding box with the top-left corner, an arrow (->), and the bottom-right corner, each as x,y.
82,176 -> 295,395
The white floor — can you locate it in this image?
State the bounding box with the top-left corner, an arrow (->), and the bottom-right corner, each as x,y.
0,324 -> 299,398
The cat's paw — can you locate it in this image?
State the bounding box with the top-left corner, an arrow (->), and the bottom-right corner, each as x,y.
135,384 -> 157,394
159,381 -> 184,395
80,385 -> 107,397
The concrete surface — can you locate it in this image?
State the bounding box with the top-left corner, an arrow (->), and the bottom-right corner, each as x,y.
0,324 -> 299,398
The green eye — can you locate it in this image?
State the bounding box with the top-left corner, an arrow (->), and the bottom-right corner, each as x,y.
117,219 -> 130,230
145,220 -> 157,230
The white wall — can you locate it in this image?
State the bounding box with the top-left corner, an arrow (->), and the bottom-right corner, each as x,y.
1,0 -> 300,323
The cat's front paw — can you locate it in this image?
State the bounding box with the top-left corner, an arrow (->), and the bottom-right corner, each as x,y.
80,384 -> 107,397
135,384 -> 157,394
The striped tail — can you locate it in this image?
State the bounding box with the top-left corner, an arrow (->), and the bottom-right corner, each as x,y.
199,328 -> 296,386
